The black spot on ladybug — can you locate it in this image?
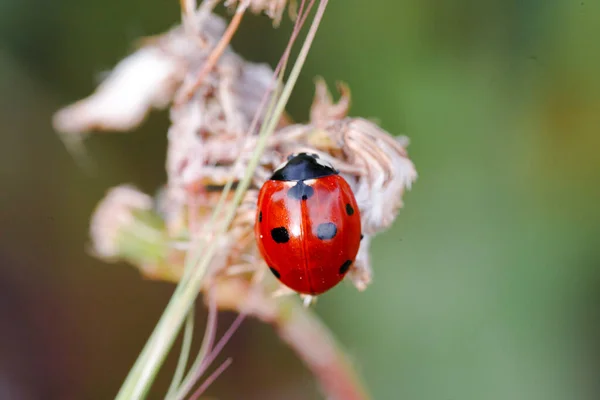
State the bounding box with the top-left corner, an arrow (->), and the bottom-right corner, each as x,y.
258,211 -> 262,222
360,233 -> 364,241
271,227 -> 290,243
269,267 -> 281,279
339,260 -> 352,274
287,181 -> 314,201
345,203 -> 355,216
316,222 -> 337,240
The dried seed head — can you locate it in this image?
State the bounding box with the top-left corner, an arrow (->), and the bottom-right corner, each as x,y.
57,6 -> 416,295
75,67 -> 416,294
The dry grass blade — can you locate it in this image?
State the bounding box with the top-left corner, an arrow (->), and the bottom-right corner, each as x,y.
188,358 -> 233,400
177,313 -> 246,400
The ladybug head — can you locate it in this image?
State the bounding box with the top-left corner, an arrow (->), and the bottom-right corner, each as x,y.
271,152 -> 338,181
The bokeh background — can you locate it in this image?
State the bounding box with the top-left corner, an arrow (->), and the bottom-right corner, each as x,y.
1,0 -> 600,399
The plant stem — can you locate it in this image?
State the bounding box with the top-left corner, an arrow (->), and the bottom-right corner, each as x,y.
213,279 -> 372,400
115,245 -> 216,400
275,299 -> 371,400
165,308 -> 195,398
172,291 -> 219,400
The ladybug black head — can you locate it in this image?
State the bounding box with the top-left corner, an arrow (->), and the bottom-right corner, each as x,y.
271,152 -> 338,181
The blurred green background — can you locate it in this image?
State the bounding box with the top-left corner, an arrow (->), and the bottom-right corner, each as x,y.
1,0 -> 600,399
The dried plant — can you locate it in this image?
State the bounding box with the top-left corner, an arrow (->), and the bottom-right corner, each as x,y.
53,1 -> 416,399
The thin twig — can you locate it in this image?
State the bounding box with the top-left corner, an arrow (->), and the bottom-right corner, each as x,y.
179,0 -> 196,16
182,0 -> 220,35
175,1 -> 249,106
242,0 -> 315,140
176,312 -> 246,400
196,313 -> 245,376
172,291 -> 219,400
215,283 -> 372,400
275,299 -> 371,400
188,358 -> 233,400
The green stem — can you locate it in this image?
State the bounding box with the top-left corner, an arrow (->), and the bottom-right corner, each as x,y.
172,291 -> 218,400
115,245 -> 216,400
165,307 -> 195,399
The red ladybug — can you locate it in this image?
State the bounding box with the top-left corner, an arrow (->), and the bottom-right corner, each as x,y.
255,153 -> 362,295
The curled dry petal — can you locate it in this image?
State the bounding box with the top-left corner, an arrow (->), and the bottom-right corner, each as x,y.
309,77 -> 351,127
332,118 -> 417,234
347,234 -> 372,291
53,48 -> 183,134
225,0 -> 292,26
89,185 -> 154,259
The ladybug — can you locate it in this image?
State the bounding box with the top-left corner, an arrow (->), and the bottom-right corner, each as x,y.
255,152 -> 363,295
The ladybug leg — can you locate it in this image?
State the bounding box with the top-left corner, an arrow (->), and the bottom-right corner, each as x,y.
300,294 -> 317,307
269,287 -> 317,307
271,286 -> 297,298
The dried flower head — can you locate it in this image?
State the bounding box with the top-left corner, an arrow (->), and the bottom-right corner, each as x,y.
53,2 -> 416,398
55,8 -> 416,293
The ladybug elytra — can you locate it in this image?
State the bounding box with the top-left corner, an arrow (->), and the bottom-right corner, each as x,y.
255,153 -> 362,295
